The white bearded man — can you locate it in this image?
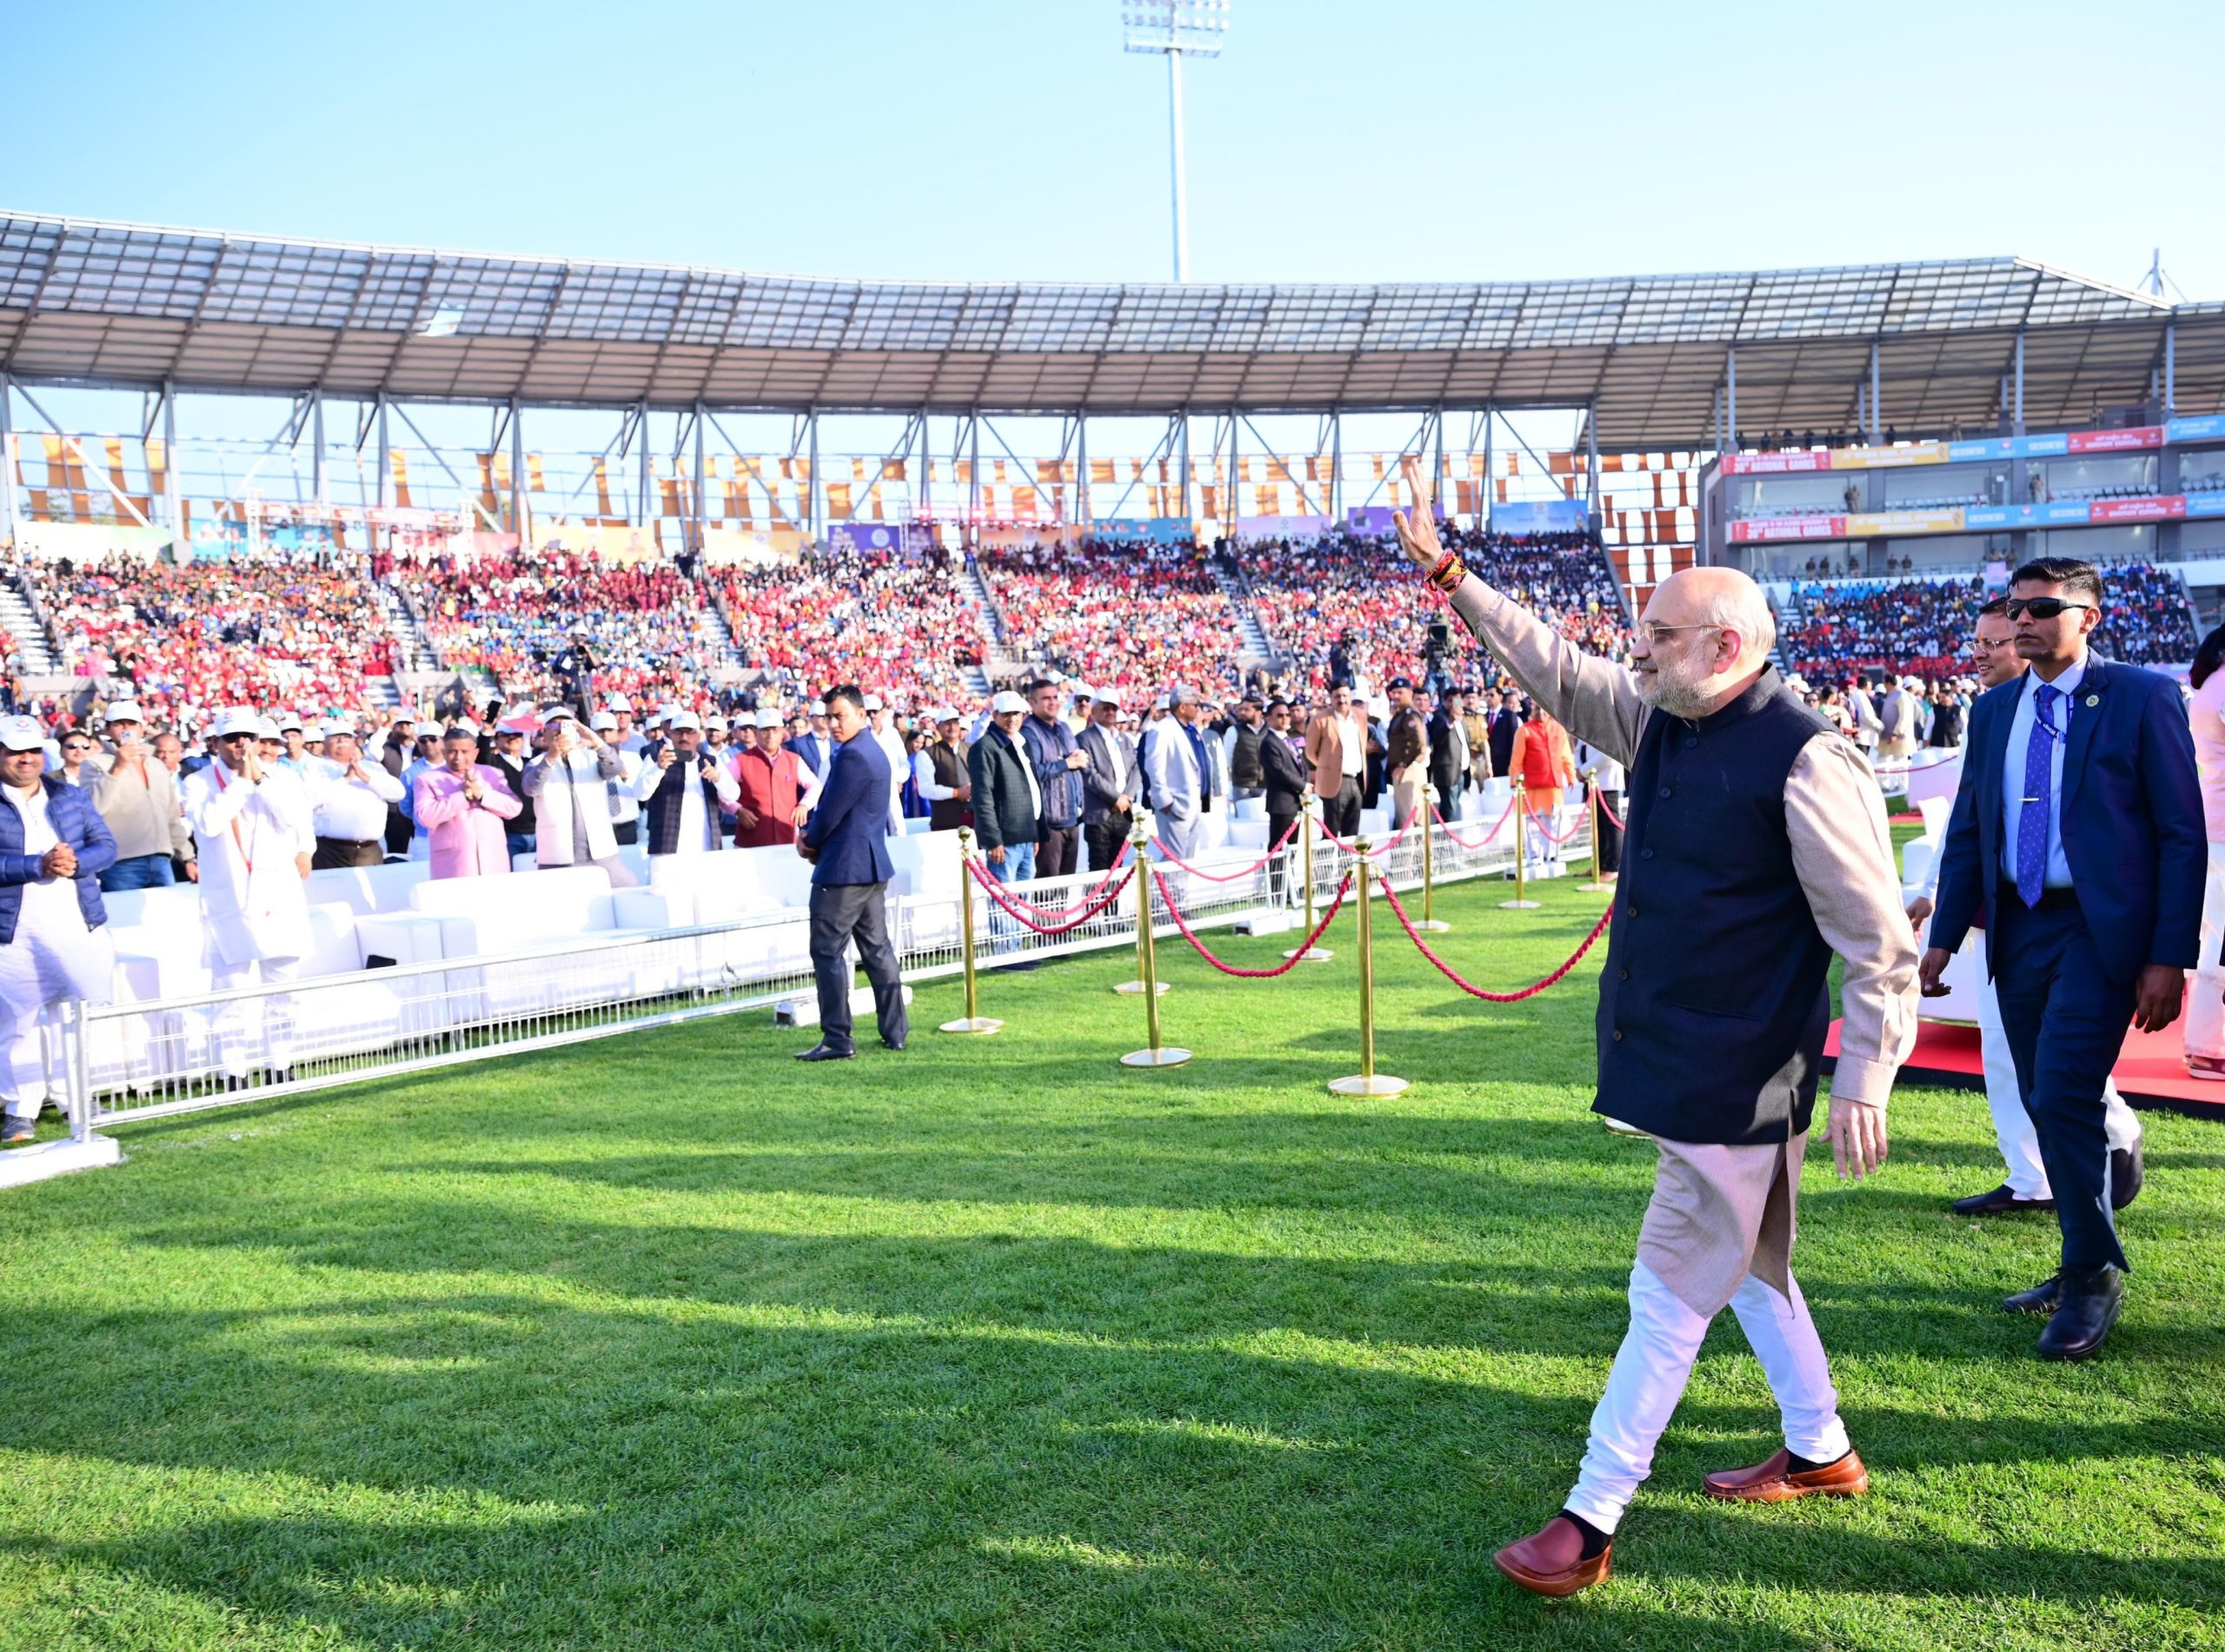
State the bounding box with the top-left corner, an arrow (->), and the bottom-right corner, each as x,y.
1391,456 -> 1918,1596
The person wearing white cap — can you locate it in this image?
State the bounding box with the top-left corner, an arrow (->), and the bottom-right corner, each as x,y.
913,707 -> 973,833
521,707 -> 635,886
1141,686 -> 1210,872
592,711 -> 647,846
304,720 -> 406,869
183,707 -> 317,1078
275,714 -> 315,777
603,694 -> 648,757
0,713 -> 120,1144
415,723 -> 523,880
966,692 -> 1043,946
90,700 -> 196,892
863,693 -> 907,836
635,710 -> 740,858
733,707 -> 817,848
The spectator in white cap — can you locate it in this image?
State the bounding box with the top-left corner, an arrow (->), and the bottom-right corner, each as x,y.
305,720 -> 406,869
635,709 -> 740,858
90,699 -> 196,892
521,707 -> 635,886
703,713 -> 732,760
913,707 -> 973,833
0,713 -> 118,1145
276,713 -> 315,776
733,706 -> 817,848
593,711 -> 647,846
395,728 -> 445,861
415,723 -> 522,880
864,693 -> 907,835
605,693 -> 647,756
183,706 -> 316,1079
966,691 -> 1044,928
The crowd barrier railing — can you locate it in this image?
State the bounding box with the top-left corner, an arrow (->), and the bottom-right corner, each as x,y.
45,802 -> 1569,1146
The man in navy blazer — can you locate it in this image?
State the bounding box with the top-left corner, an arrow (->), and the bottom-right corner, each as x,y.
1924,556 -> 2204,1360
795,684 -> 907,1060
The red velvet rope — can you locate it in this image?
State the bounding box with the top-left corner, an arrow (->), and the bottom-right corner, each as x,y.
1527,800 -> 1590,846
1597,793 -> 1626,832
1149,816 -> 1301,881
968,840 -> 1131,921
1432,793 -> 1518,851
1149,866 -> 1354,978
1379,882 -> 1615,1002
1321,811 -> 1416,858
970,862 -> 1137,935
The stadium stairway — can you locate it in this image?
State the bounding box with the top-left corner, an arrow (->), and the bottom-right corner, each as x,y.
959,555 -> 1013,656
0,571 -> 58,672
960,662 -> 992,699
1211,556 -> 1284,678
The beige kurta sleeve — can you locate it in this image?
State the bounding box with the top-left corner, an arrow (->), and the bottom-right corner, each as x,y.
1783,733 -> 1920,1110
1444,577 -> 1647,766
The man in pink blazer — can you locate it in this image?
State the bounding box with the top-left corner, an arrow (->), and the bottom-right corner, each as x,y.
415,724 -> 522,879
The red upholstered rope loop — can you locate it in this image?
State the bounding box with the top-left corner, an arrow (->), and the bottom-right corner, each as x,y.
970,863 -> 1136,936
1149,866 -> 1354,979
1597,793 -> 1626,832
1526,800 -> 1591,846
1431,793 -> 1518,851
1321,812 -> 1416,858
1379,881 -> 1615,1002
1150,816 -> 1301,881
968,841 -> 1130,922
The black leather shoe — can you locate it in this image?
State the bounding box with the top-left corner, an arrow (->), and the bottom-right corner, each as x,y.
2036,1265 -> 2124,1361
2110,1140 -> 2144,1211
1951,1183 -> 2056,1217
794,1043 -> 855,1062
2002,1275 -> 2061,1315
880,1038 -> 907,1052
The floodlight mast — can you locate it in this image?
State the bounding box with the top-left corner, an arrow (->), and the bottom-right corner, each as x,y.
1122,2 -> 1228,282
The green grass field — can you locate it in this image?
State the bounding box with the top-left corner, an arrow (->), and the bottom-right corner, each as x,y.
3,868 -> 2222,1650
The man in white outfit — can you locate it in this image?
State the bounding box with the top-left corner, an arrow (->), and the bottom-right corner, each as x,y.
1906,598 -> 2144,1215
0,714 -> 119,1144
520,707 -> 638,888
865,693 -> 908,835
183,707 -> 316,1078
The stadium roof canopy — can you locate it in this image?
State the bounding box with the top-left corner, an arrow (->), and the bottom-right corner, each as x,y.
2,211 -> 2220,448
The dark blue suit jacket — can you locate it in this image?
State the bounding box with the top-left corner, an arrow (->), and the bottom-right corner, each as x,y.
1932,654 -> 2204,985
801,732 -> 896,887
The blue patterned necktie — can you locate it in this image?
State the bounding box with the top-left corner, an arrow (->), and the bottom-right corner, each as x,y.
2016,682 -> 2062,907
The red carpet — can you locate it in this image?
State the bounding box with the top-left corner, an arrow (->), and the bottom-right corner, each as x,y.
1826,1018 -> 2225,1117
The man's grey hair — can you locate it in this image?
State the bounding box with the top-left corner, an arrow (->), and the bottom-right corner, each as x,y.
1169,685 -> 1199,707
1698,578 -> 1777,662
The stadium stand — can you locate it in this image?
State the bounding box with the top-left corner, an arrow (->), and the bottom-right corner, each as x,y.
977,540 -> 1248,702
1235,527 -> 1630,692
711,546 -> 987,711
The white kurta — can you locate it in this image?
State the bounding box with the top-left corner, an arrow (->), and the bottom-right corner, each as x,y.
183,763 -> 315,965
0,781 -> 116,1112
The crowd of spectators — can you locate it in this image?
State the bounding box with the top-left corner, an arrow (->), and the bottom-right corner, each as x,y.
1235,526 -> 1630,695
713,547 -> 986,711
382,547 -> 729,712
37,551 -> 400,724
1783,563 -> 2197,680
978,540 -> 1247,704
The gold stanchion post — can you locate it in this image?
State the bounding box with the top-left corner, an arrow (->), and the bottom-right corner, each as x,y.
1119,819 -> 1191,1069
1577,766 -> 1611,892
1285,785 -> 1334,962
939,827 -> 1003,1034
1500,780 -> 1540,910
1329,839 -> 1407,1096
1416,781 -> 1450,932
1114,812 -> 1171,996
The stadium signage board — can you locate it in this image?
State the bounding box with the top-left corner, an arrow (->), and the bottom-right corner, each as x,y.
1720,418 -> 2218,477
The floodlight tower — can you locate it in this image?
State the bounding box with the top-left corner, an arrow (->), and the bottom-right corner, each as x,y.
1122,1 -> 1229,282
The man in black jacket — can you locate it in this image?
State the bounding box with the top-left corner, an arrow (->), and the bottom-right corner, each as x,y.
1487,687 -> 1523,780
1426,687 -> 1470,822
1077,691 -> 1142,874
966,691 -> 1043,951
1259,698 -> 1309,904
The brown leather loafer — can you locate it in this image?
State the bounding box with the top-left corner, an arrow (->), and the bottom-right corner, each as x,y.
1491,1516 -> 1611,1596
1704,1448 -> 1869,1503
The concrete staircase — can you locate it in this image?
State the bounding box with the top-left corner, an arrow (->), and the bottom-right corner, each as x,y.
1210,557 -> 1282,676
960,555 -> 1012,656
959,662 -> 992,698
0,573 -> 57,672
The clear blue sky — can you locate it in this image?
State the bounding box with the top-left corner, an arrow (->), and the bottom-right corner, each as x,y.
6,0 -> 2219,299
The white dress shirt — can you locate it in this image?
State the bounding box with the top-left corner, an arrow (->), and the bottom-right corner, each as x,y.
2000,654 -> 2083,891
305,756 -> 404,841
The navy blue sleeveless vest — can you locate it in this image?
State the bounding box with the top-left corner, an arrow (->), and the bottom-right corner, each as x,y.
1593,667 -> 1837,1144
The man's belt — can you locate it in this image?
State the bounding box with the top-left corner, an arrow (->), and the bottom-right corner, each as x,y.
1996,881 -> 2080,915
318,835 -> 380,849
